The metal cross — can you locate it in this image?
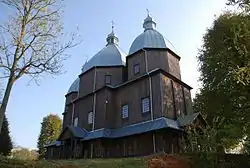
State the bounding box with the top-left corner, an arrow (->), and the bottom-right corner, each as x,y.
111,20 -> 115,32
146,8 -> 150,16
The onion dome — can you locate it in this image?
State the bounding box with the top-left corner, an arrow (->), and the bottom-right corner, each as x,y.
129,14 -> 168,55
67,78 -> 80,94
81,25 -> 126,74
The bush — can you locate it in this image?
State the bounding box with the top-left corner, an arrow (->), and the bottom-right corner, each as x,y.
0,155 -> 77,168
184,152 -> 250,168
12,148 -> 38,160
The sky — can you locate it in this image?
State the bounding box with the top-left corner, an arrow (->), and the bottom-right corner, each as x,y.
0,0 -> 229,149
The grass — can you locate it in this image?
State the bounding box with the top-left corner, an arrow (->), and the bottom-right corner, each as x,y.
2,153 -> 249,168
0,156 -> 147,168
55,157 -> 147,168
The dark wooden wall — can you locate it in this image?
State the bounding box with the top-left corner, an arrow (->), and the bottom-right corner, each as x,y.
71,130 -> 181,159
63,93 -> 78,129
94,88 -> 114,129
75,95 -> 94,131
79,69 -> 95,97
167,52 -> 181,79
95,67 -> 124,90
114,78 -> 151,127
62,103 -> 73,129
147,50 -> 169,73
61,48 -> 192,147
127,51 -> 146,80
160,74 -> 192,119
81,132 -> 155,158
161,74 -> 176,119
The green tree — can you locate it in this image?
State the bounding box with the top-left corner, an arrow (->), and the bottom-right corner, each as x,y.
0,0 -> 79,133
0,115 -> 13,156
12,148 -> 38,160
37,114 -> 62,159
194,12 -> 250,150
227,0 -> 250,12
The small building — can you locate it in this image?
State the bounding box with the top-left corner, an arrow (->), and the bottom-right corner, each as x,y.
45,14 -> 203,159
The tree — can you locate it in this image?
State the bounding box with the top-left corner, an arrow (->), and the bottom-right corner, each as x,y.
37,114 -> 62,159
194,12 -> 250,150
12,148 -> 38,160
227,0 -> 250,12
0,0 -> 79,133
0,115 -> 13,156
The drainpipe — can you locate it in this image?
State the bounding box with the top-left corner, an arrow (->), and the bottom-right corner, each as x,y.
142,49 -> 156,153
159,73 -> 164,117
92,67 -> 97,131
142,49 -> 153,120
71,89 -> 79,126
71,102 -> 75,126
92,94 -> 96,131
70,103 -> 75,158
91,67 -> 97,158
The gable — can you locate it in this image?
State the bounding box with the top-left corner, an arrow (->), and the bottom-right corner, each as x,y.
58,126 -> 87,140
177,113 -> 206,127
59,128 -> 72,140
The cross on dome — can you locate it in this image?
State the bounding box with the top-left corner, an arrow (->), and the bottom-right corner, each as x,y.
143,10 -> 156,31
146,8 -> 150,16
111,20 -> 115,33
106,20 -> 119,45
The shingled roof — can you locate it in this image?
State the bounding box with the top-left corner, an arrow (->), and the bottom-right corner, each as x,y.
177,113 -> 205,127
82,117 -> 181,141
46,113 -> 204,146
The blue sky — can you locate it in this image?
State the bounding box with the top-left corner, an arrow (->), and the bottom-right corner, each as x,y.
0,0 -> 228,149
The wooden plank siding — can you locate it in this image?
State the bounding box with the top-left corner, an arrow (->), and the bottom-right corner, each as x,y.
47,130 -> 182,159
114,77 -> 151,127
56,48 -> 194,160
167,51 -> 181,79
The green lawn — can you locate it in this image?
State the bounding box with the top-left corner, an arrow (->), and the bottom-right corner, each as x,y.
2,154 -> 249,168
0,156 -> 147,168
56,158 -> 147,168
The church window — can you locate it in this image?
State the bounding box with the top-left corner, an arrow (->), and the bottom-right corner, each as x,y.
88,111 -> 93,124
74,117 -> 78,127
133,63 -> 140,75
105,75 -> 111,84
121,104 -> 129,119
141,97 -> 150,113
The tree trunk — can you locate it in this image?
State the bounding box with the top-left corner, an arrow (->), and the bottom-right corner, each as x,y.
0,76 -> 15,133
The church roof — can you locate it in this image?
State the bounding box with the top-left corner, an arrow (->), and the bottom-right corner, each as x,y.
81,27 -> 126,74
81,44 -> 126,74
46,113 -> 204,148
58,126 -> 88,140
67,78 -> 80,94
52,114 -> 203,143
44,141 -> 61,147
129,14 -> 168,55
110,117 -> 179,138
67,27 -> 126,95
177,113 -> 206,126
82,117 -> 181,141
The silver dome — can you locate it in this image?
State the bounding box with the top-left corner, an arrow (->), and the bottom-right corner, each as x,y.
81,30 -> 126,74
67,78 -> 80,94
129,15 -> 167,55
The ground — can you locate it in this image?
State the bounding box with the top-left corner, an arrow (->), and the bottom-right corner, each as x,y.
56,158 -> 147,168
0,156 -> 147,168
1,154 -> 249,168
0,155 -> 190,168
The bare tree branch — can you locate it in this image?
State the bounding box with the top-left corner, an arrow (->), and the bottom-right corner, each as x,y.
0,0 -> 81,132
1,0 -> 24,16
